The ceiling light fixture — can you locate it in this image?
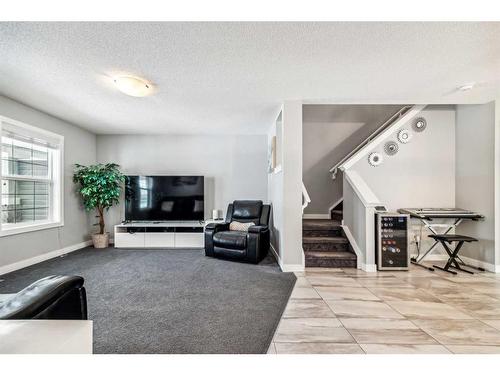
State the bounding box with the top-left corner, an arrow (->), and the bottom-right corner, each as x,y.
458,83 -> 475,92
113,75 -> 154,97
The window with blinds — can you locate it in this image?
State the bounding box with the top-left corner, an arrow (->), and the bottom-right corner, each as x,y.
0,118 -> 63,235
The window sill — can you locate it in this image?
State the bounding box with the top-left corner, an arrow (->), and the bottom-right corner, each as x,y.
0,221 -> 64,237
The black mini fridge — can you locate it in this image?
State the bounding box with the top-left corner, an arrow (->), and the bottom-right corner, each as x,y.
375,212 -> 410,271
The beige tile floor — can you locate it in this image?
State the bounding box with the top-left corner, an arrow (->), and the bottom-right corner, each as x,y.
268,264 -> 500,354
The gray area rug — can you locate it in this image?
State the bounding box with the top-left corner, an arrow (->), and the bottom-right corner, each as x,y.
0,248 -> 296,354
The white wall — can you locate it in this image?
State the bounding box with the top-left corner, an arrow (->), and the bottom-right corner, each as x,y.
282,101 -> 304,267
342,170 -> 382,271
347,106 -> 456,257
0,95 -> 96,270
456,102 -> 495,267
268,101 -> 304,270
343,176 -> 369,269
96,134 -> 268,230
351,107 -> 456,211
496,99 -> 500,270
268,118 -> 282,257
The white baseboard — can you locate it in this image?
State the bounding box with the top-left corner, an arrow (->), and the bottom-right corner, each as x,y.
269,243 -> 280,263
270,244 -> 305,273
411,253 -> 499,273
341,225 -> 362,270
453,254 -> 498,273
303,214 -> 330,219
0,240 -> 92,276
362,263 -> 377,272
281,264 -> 305,272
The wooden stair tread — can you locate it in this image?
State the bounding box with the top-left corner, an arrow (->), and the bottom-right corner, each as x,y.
302,219 -> 342,230
303,236 -> 348,244
305,251 -> 357,259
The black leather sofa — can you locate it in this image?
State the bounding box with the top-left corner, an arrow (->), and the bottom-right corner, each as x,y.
205,200 -> 271,264
0,275 -> 88,320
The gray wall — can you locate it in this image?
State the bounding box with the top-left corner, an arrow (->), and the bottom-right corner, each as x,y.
302,105 -> 403,215
96,134 -> 268,231
455,102 -> 495,265
350,106 -> 456,255
303,121 -> 364,214
0,95 -> 97,268
351,107 -> 456,211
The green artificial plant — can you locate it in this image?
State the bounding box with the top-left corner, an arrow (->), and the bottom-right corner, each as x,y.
73,163 -> 125,235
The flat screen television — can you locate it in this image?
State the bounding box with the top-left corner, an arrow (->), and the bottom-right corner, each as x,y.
125,175 -> 204,221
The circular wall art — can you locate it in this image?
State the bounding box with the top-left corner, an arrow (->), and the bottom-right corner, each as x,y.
384,141 -> 399,156
412,117 -> 427,133
397,129 -> 412,144
368,152 -> 383,167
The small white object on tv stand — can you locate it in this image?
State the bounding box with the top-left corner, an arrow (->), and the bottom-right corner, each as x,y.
212,209 -> 220,220
114,221 -> 212,249
204,218 -> 225,225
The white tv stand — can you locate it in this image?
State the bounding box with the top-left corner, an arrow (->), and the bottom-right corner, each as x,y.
114,221 -> 206,249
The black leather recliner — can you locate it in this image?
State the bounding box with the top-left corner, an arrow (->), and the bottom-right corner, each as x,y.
205,200 -> 271,264
0,275 -> 88,320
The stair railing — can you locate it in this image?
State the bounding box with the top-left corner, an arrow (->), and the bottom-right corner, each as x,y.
329,105 -> 413,179
301,181 -> 311,213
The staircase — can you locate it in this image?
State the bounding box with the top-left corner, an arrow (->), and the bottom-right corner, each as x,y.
303,214 -> 357,268
301,105 -> 425,269
329,105 -> 413,179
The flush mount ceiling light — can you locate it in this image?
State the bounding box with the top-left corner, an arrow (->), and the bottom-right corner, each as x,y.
113,75 -> 154,97
458,83 -> 476,92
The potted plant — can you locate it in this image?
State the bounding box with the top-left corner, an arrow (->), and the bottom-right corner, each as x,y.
73,163 -> 125,248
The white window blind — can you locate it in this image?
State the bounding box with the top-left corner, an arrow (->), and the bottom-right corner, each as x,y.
0,118 -> 63,235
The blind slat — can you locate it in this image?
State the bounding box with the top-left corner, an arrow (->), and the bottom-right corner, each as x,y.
1,122 -> 62,149
2,131 -> 59,150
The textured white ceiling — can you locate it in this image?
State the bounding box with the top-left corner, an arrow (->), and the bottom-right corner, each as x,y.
0,22 -> 499,135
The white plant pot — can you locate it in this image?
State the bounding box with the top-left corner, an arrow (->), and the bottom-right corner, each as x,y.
92,233 -> 109,249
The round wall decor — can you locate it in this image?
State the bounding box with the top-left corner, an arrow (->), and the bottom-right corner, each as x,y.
368,152 -> 383,167
412,117 -> 427,132
397,129 -> 412,144
384,141 -> 399,156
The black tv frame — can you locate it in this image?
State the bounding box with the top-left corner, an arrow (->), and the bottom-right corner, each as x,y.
124,175 -> 204,222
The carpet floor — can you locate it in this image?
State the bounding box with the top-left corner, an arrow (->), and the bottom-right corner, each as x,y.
0,248 -> 296,354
